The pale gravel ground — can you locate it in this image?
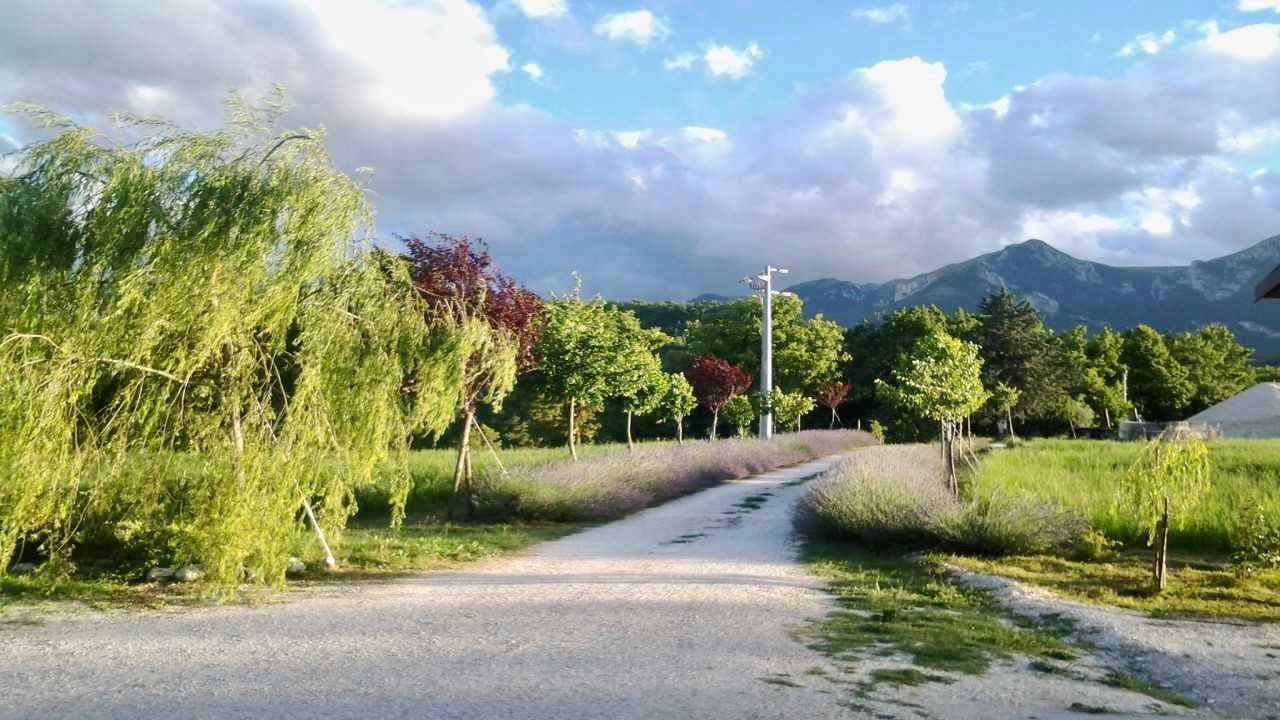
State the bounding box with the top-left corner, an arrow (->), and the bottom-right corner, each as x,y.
0,452 -> 1242,720
0,457 -> 852,720
952,565 -> 1280,720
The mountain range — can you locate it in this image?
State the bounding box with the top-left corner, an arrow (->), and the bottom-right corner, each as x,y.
777,236 -> 1280,360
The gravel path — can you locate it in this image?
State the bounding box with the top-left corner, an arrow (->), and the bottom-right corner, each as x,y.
951,565 -> 1280,719
0,457 -> 851,720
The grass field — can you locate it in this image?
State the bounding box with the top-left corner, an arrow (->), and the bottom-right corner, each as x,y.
968,439 -> 1280,551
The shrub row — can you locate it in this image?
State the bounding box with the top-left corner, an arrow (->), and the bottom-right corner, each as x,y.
479,430 -> 878,521
795,445 -> 1086,556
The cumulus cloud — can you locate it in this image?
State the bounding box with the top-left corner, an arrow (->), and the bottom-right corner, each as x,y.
3,2 -> 1280,299
593,9 -> 669,46
704,42 -> 764,79
512,0 -> 569,19
521,62 -> 545,81
1117,29 -> 1176,56
1239,0 -> 1280,13
850,4 -> 911,29
1196,22 -> 1280,61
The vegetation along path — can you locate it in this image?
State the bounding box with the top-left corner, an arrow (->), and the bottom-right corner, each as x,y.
1,456 -> 855,720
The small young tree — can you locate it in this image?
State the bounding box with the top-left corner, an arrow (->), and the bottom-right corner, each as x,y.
686,354 -> 752,439
1059,395 -> 1096,438
818,381 -> 852,429
658,372 -> 697,444
989,381 -> 1021,441
610,312 -> 671,451
1121,431 -> 1211,591
770,388 -> 816,433
722,394 -> 756,438
534,280 -> 619,460
403,234 -> 543,518
877,330 -> 988,494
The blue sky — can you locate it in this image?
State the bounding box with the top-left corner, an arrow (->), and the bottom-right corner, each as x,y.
490,2 -> 1249,130
2,1 -> 1280,299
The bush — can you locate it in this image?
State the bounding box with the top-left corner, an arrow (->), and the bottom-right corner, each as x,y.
481,430 -> 877,522
795,446 -> 958,546
1231,503 -> 1280,578
796,444 -> 1085,556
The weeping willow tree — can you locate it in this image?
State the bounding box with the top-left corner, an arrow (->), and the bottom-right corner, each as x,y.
0,93 -> 468,585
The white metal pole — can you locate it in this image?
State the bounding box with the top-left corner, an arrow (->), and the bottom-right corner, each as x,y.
761,268 -> 773,440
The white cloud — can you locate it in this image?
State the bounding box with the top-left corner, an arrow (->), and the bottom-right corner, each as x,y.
1239,0 -> 1280,13
704,42 -> 764,79
663,52 -> 698,71
1197,22 -> 1280,61
521,62 -> 545,81
1117,29 -> 1176,56
5,2 -> 1280,298
681,126 -> 727,143
593,10 -> 669,46
849,4 -> 911,28
513,0 -> 568,19
305,0 -> 510,122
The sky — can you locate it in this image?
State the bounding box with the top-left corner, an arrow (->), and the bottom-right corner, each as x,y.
2,1 -> 1280,299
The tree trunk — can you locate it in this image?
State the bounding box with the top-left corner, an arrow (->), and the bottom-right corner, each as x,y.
829,407 -> 836,429
1006,408 -> 1017,442
568,397 -> 578,461
1068,418 -> 1077,439
449,409 -> 474,521
626,409 -> 634,451
945,422 -> 958,496
676,417 -> 684,445
710,410 -> 719,440
1152,495 -> 1170,592
1104,407 -> 1112,429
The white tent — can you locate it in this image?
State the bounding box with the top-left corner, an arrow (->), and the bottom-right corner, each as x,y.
1189,383 -> 1280,438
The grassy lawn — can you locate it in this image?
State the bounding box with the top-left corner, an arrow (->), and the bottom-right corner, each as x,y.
801,540 -> 1075,683
947,551 -> 1280,622
970,439 -> 1280,551
963,438 -> 1280,621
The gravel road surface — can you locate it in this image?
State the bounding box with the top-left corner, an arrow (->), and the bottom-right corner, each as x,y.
0,457 -> 850,720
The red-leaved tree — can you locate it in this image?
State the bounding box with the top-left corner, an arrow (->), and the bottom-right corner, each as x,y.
685,354 -> 752,439
818,381 -> 852,429
403,233 -> 543,518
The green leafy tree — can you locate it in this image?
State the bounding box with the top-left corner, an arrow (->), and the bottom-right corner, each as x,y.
1059,395 -> 1096,437
1122,325 -> 1193,421
0,97 -> 466,583
722,394 -> 756,437
533,280 -> 621,460
976,290 -> 1069,424
1121,432 -> 1211,590
657,372 -> 697,444
683,294 -> 847,394
616,339 -> 670,450
989,381 -> 1022,440
1167,324 -> 1254,415
877,330 -> 988,493
769,388 -> 816,433
844,305 -> 950,440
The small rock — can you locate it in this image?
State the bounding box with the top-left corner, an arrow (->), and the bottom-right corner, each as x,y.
172,565 -> 203,583
146,566 -> 175,582
286,558 -> 307,575
9,562 -> 37,575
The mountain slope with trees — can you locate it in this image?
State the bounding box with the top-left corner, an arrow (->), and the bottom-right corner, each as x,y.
786,236 -> 1280,360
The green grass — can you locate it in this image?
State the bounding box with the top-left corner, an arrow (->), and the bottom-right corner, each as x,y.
358,441 -> 655,517
801,540 -> 1075,680
947,552 -> 1280,622
971,439 -> 1280,551
2,517 -> 581,612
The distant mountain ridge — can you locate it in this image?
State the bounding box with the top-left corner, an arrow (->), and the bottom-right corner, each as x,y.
783,236 -> 1280,360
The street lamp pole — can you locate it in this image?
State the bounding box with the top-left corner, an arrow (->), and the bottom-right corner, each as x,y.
744,266 -> 787,440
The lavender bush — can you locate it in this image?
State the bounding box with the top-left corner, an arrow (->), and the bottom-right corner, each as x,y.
479,430 -> 877,521
796,444 -> 1086,555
